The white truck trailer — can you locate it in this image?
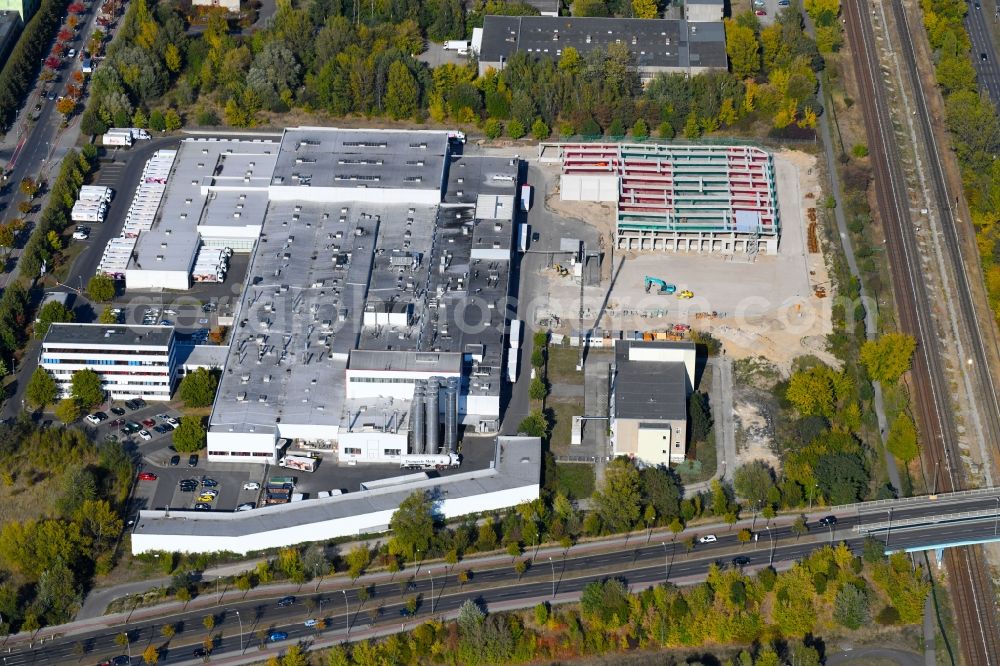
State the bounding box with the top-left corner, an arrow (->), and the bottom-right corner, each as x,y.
102,130 -> 133,147
79,185 -> 113,202
509,319 -> 522,350
399,453 -> 461,470
278,455 -> 317,473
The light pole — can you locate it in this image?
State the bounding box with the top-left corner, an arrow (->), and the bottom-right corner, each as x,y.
428,569 -> 435,613
235,610 -> 244,654
342,589 -> 350,640
661,542 -> 668,582
766,525 -> 774,566
886,508 -> 893,548
415,549 -> 422,577
808,483 -> 818,511
548,557 -> 555,598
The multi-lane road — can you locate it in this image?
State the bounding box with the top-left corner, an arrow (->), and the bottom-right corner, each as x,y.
966,0 -> 1000,104
6,490 -> 1000,665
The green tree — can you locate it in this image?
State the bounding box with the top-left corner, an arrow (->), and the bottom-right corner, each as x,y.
852,143 -> 869,158
815,453 -> 868,504
87,274 -> 116,302
507,118 -> 526,139
725,19 -> 760,79
164,109 -> 182,131
632,118 -> 648,139
389,491 -> 436,560
593,458 -> 642,532
530,117 -> 550,140
484,118 -> 503,139
70,369 -> 104,408
733,460 -> 775,506
833,582 -> 871,629
54,398 -> 81,423
35,300 -> 74,338
639,466 -> 681,519
26,367 -> 58,408
517,410 -> 548,438
860,333 -> 916,384
202,614 -> 215,632
631,0 -> 658,18
172,417 -> 206,452
786,365 -> 837,417
178,368 -> 218,408
886,411 -> 919,462
688,391 -> 713,441
737,528 -> 752,545
385,61 -> 419,120
99,307 -> 119,324
528,376 -> 546,401
346,544 -> 371,579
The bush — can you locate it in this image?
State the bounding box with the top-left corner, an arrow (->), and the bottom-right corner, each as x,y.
172,417 -> 206,452
86,274 -> 116,302
876,605 -> 901,625
484,118 -> 502,139
54,398 -> 81,423
507,119 -> 525,139
196,108 -> 220,126
178,368 -> 218,408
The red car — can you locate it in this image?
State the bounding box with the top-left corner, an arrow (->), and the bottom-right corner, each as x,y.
755,8 -> 766,14
142,418 -> 156,428
138,472 -> 157,481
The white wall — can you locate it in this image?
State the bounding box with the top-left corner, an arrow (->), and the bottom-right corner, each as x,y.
560,174 -> 618,202
207,430 -> 278,464
268,186 -> 441,206
338,431 -> 409,463
130,482 -> 541,555
627,344 -> 696,387
125,269 -> 190,291
345,369 -> 460,400
276,422 -> 340,443
463,394 -> 501,420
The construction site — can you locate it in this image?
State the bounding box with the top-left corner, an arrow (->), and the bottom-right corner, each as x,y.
526,146 -> 829,371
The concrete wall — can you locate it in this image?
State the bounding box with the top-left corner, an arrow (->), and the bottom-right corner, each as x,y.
560,174 -> 618,202
207,430 -> 278,464
125,269 -> 191,291
338,431 -> 409,462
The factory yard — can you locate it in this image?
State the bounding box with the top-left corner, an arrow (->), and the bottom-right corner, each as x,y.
528,150 -> 831,371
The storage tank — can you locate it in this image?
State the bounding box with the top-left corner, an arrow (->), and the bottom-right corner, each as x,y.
411,385 -> 425,455
425,380 -> 440,454
445,377 -> 459,455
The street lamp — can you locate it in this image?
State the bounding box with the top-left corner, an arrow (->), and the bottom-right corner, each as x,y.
548,557 -> 555,598
428,569 -> 435,613
886,508 -> 893,548
415,549 -> 422,577
235,610 -> 244,654
766,525 -> 774,566
342,589 -> 350,640
660,542 -> 668,582
808,483 -> 819,511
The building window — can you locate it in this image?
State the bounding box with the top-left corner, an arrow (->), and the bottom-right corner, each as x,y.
344,447 -> 361,455
384,449 -> 401,456
208,451 -> 230,456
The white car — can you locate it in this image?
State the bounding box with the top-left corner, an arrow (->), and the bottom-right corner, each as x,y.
199,489 -> 219,497
236,503 -> 255,511
85,413 -> 102,425
243,482 -> 261,491
697,534 -> 718,544
72,226 -> 89,239
138,429 -> 152,441
67,48 -> 76,58
303,618 -> 318,628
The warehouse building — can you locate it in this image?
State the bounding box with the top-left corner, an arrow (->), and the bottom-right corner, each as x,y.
40,324 -> 178,401
132,436 -> 541,555
476,16 -> 727,81
552,142 -> 779,255
206,128 -> 519,465
609,340 -> 696,466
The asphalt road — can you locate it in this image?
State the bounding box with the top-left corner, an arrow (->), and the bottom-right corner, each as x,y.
7,508 -> 1000,666
966,0 -> 1000,105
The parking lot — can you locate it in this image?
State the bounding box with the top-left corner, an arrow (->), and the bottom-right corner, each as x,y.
130,431 -> 499,515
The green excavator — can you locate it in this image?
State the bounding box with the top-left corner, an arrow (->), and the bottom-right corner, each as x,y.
644,276 -> 677,294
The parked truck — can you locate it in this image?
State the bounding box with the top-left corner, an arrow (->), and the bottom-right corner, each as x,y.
400,453 -> 461,470
518,223 -> 529,253
443,40 -> 470,53
506,353 -> 519,383
102,131 -> 132,147
520,184 -> 532,211
264,484 -> 292,504
509,319 -> 522,350
80,185 -> 113,202
279,455 -> 317,473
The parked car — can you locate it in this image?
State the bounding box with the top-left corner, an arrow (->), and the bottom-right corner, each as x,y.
111,657 -> 130,666
110,406 -> 126,415
169,455 -> 180,466
236,503 -> 255,511
188,454 -> 198,467
697,534 -> 717,544
138,429 -> 152,441
243,482 -> 261,490
72,226 -> 89,239
85,412 -> 105,424
201,478 -> 218,487
142,418 -> 155,428
277,596 -> 295,607
157,414 -> 178,426
154,424 -> 170,434
196,494 -> 216,503
138,472 -> 157,481
200,489 -> 219,497
193,503 -> 212,510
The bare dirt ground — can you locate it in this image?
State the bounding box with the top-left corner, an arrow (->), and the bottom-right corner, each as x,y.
733,399 -> 781,471
533,150 -> 832,373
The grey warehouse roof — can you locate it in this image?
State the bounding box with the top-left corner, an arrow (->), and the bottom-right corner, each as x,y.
478,16 -> 727,71
272,128 -> 449,191
614,360 -> 687,421
43,323 -> 175,348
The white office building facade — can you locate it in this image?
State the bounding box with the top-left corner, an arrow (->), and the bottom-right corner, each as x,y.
40,324 -> 178,401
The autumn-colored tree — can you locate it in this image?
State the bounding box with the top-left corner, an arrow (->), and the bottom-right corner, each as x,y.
725,19 -> 760,80
860,333 -> 916,384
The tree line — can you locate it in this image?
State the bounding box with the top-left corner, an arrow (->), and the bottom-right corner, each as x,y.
0,0 -> 65,131
0,417 -> 134,632
315,542 -> 926,665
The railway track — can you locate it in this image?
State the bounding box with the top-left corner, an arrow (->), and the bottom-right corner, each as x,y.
842,0 -> 1000,661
